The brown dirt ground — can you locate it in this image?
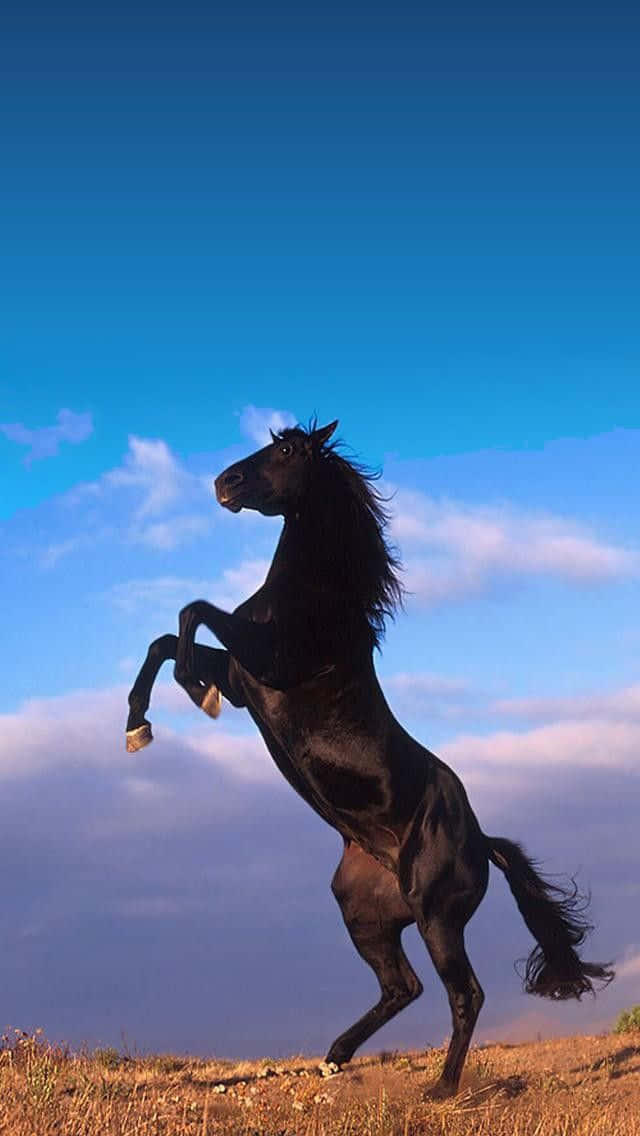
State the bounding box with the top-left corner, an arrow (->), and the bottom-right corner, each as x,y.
1,1029 -> 640,1134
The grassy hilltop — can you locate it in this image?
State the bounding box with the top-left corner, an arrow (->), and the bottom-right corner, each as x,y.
1,1029 -> 639,1135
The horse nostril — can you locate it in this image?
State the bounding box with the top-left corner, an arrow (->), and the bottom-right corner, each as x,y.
223,470 -> 243,489
215,468 -> 244,497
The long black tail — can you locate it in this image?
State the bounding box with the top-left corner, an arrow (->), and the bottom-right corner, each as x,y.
485,835 -> 614,999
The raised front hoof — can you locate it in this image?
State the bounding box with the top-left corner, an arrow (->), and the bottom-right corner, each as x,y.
424,1078 -> 457,1102
201,684 -> 222,719
126,722 -> 153,752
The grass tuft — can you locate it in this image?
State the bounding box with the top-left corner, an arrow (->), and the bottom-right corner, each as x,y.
613,1005 -> 640,1034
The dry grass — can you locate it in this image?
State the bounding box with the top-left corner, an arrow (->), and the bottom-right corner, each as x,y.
1,1027 -> 640,1135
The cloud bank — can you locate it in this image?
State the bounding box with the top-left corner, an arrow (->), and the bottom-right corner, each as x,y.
63,435 -> 213,551
1,409 -> 94,465
108,559 -> 270,619
0,679 -> 634,1053
390,489 -> 637,605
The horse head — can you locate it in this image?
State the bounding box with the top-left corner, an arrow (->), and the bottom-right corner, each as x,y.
214,420 -> 338,516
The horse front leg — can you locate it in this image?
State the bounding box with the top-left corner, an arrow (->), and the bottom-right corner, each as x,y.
175,600 -> 277,689
126,635 -> 242,752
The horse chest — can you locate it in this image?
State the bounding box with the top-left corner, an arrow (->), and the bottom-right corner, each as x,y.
299,751 -> 387,813
248,698 -> 390,828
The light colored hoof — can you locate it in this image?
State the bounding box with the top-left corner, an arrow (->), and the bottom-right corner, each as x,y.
318,1061 -> 340,1078
126,722 -> 153,752
201,684 -> 222,718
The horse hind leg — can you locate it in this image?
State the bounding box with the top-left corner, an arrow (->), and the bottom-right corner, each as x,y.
416,916 -> 485,1099
402,829 -> 488,1097
325,842 -> 422,1068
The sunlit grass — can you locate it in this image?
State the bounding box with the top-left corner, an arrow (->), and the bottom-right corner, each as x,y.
1,1028 -> 639,1134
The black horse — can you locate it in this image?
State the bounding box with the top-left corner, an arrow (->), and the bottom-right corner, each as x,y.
125,420 -> 612,1098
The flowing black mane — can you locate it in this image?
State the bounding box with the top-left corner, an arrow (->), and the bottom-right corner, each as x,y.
276,423 -> 404,646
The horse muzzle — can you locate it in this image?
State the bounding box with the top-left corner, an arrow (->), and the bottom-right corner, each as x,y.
215,466 -> 245,511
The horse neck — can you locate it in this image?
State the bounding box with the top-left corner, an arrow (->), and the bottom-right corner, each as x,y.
265,505 -> 377,654
272,499 -> 356,589
264,523 -> 293,584
267,516 -> 313,577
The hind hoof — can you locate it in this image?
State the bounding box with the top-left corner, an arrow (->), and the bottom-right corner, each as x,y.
424,1079 -> 456,1101
318,1061 -> 341,1078
201,685 -> 222,718
126,722 -> 153,752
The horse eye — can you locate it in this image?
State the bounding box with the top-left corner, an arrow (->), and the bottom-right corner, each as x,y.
279,444 -> 292,457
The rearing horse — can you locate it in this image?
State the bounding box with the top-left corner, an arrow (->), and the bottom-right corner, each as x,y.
125,420 -> 612,1098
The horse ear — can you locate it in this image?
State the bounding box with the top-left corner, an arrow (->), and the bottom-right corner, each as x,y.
312,420 -> 338,448
269,429 -> 279,443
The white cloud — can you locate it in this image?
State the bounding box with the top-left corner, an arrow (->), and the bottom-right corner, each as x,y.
384,675 -> 640,818
384,671 -> 476,719
108,559 -> 270,619
616,948 -> 640,981
389,489 -> 637,605
130,514 -> 210,550
8,677 -> 636,822
104,436 -> 190,519
183,729 -> 279,784
0,686 -> 133,782
492,684 -> 640,724
238,404 -> 297,446
442,718 -> 640,779
383,672 -> 640,734
109,576 -> 210,616
40,534 -> 98,568
214,558 -> 270,608
0,679 -> 636,1049
60,435 -> 214,552
0,683 -> 273,793
1,408 -> 93,465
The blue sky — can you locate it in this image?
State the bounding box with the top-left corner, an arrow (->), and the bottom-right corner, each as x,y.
1,0 -> 639,1057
